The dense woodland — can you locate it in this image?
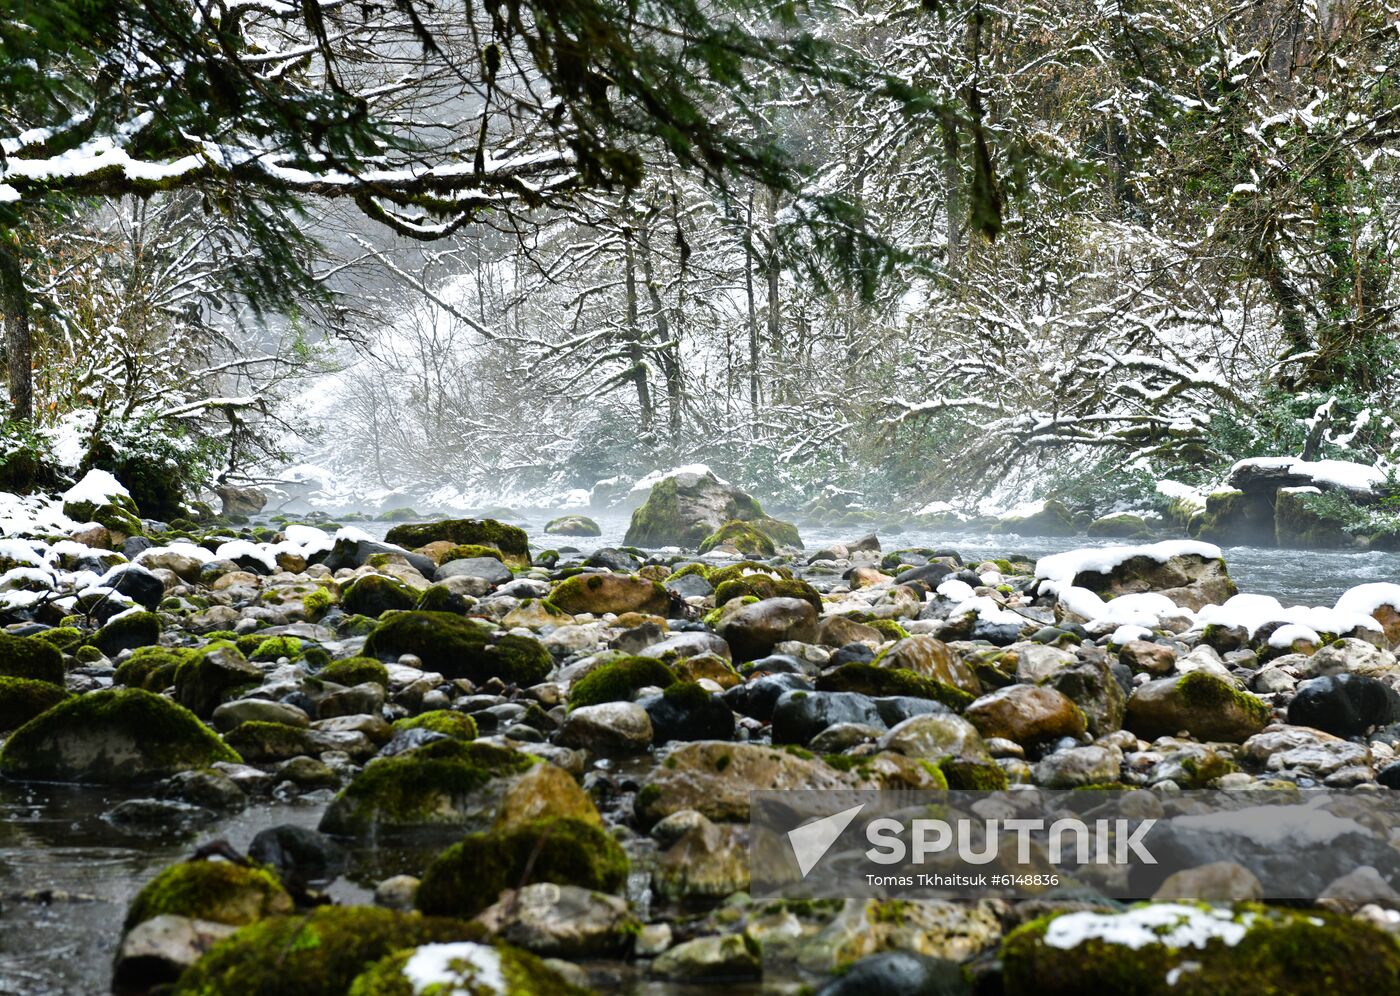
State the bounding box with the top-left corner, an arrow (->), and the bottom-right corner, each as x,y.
2,0 -> 1398,515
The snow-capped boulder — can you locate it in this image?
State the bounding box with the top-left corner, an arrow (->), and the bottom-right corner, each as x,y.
1038,541 -> 1236,612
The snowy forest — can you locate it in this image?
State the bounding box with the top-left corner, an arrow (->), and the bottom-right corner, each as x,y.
2,0 -> 1397,526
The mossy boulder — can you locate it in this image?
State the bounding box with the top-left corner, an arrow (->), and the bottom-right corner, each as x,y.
714,574 -> 822,613
1087,513 -> 1151,539
171,906 -> 479,996
544,515 -> 602,537
0,688 -> 238,783
1126,672 -> 1271,743
815,662 -> 974,710
125,859 -> 293,932
1196,488 -> 1277,546
416,817 -> 628,919
568,656 -> 677,710
1274,488 -> 1354,549
991,499 -> 1078,537
363,612 -> 551,686
0,632 -> 65,685
440,543 -> 506,564
320,656 -> 390,688
392,710 -> 478,741
698,520 -> 775,557
318,739 -> 537,837
622,470 -> 765,548
175,642 -> 262,719
222,721 -> 322,763
95,611 -> 164,656
341,574 -> 420,618
546,573 -> 670,616
1000,902 -> 1400,995
348,941 -> 591,996
384,518 -> 529,567
248,636 -> 303,662
32,625 -> 84,653
115,645 -> 195,691
0,676 -> 73,731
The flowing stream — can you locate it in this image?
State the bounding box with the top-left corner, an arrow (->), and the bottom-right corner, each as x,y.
3,514 -> 1398,994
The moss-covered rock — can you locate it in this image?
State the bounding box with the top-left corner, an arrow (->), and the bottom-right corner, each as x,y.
1274,488 -> 1354,549
302,585 -> 336,621
0,632 -> 65,685
0,688 -> 238,783
348,941 -> 592,996
115,645 -> 195,691
568,656 -> 677,711
440,543 -> 506,563
1087,513 -> 1151,539
248,636 -> 303,662
318,739 -> 536,837
392,710 -> 478,741
125,859 -> 293,932
384,519 -> 530,567
1196,488 -> 1276,546
714,574 -> 822,613
222,721 -> 321,763
341,574 -> 420,618
416,818 -> 628,920
698,520 -> 775,557
1126,672 -> 1271,743
546,573 -> 670,616
707,561 -> 794,586
320,656 -> 390,688
94,611 -> 163,656
544,515 -> 602,537
0,676 -> 73,731
32,625 -> 84,653
1000,902 -> 1400,995
815,662 -> 974,710
171,906 -> 479,996
991,499 -> 1078,537
175,642 -> 262,719
363,612 -> 551,686
622,470 -> 765,549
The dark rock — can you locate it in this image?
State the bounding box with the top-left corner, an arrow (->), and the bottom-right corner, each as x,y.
436,556 -> 513,585
642,686 -> 736,744
772,689 -> 884,745
1288,673 -> 1400,738
105,567 -> 165,610
248,824 -> 345,883
664,573 -> 714,598
723,673 -> 813,721
585,548 -> 640,572
817,951 -> 970,996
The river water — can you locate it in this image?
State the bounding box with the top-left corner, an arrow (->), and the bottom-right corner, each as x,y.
3,514 -> 1398,994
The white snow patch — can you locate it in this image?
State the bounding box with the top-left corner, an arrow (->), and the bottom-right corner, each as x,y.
628,464 -> 727,496
1336,583 -> 1400,617
62,469 -> 130,508
1036,541 -> 1222,586
1043,904 -> 1253,951
1231,456 -> 1387,495
401,942 -> 506,994
1267,623 -> 1321,648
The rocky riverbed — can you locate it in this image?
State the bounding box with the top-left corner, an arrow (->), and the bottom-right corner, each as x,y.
3,468 -> 1400,994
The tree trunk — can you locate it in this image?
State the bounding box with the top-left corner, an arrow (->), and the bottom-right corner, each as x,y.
744,190 -> 760,411
942,117 -> 962,274
765,191 -> 781,403
637,225 -> 682,444
623,221 -> 653,430
0,246 -> 32,423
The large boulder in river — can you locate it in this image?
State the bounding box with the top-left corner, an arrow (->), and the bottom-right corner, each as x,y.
623,468 -> 800,549
383,518 -> 530,566
0,688 -> 238,783
1039,541 -> 1236,611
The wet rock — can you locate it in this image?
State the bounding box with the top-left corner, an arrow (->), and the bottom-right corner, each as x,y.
547,572 -> 671,616
716,597 -> 819,661
964,685 -> 1086,747
211,698 -> 311,732
104,566 -> 167,611
373,875 -> 419,910
1288,673 -> 1400,738
816,951 -> 971,996
161,769 -> 247,811
772,689 -> 885,745
557,701 -> 653,752
622,468 -> 768,549
664,573 -> 713,598
1063,546 -> 1237,611
175,643 -> 262,719
1118,640 -> 1176,675
1126,672 -> 1271,742
248,824 -> 345,883
544,515 -> 602,537
651,933 -> 761,981
437,556 -> 513,586
106,798 -> 216,833
1041,657 -> 1126,737
1034,745 -> 1121,787
797,898 -> 1001,971
653,821 -> 749,901
641,683 -> 735,744
113,915 -> 239,994
880,636 -> 980,694
476,882 -> 637,957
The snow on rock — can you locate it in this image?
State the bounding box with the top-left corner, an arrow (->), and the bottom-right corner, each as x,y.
948,595 -> 1025,628
1230,456 -> 1388,496
1268,623 -> 1321,648
627,464 -> 727,497
1336,583 -> 1400,616
0,492 -> 77,537
214,540 -> 278,572
62,469 -> 130,510
1193,593 -> 1381,638
1036,541 -> 1223,587
401,942 -> 506,994
1043,904 -> 1254,951
0,539 -> 44,567
935,577 -> 975,602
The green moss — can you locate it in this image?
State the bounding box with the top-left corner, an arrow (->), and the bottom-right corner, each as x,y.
171,906 -> 481,996
714,575 -> 821,612
0,676 -> 73,731
815,662 -> 975,710
699,520 -> 776,557
0,688 -> 238,783
384,518 -> 530,566
318,739 -> 535,836
115,645 -> 196,690
348,941 -> 591,996
341,574 -> 419,618
125,859 -> 293,931
1000,903 -> 1400,995
668,562 -> 713,582
416,817 -> 629,919
320,656 -> 390,688
0,632 -> 65,685
222,721 -> 317,763
440,543 -> 505,563
545,573 -> 670,616
568,657 -> 677,710
392,710 -> 478,740
937,757 -> 1009,791
249,636 -> 303,662
708,562 -> 794,587
93,503 -> 144,537
32,626 -> 83,653
542,514 -> 603,538
414,585 -> 462,614
174,642 -> 259,718
661,680 -> 712,709
302,586 -> 335,621
376,507 -> 420,522
1176,671 -> 1271,727
867,619 -> 910,642
364,611 -> 551,686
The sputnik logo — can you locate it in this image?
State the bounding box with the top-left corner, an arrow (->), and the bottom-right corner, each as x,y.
787,803 -> 865,877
